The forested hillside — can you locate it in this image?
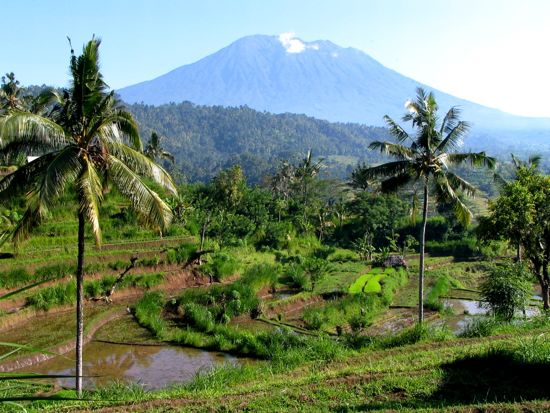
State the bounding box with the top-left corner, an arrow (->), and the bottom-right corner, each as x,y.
127,102 -> 391,183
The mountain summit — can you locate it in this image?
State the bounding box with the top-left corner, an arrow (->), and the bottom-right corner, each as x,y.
118,34 -> 550,132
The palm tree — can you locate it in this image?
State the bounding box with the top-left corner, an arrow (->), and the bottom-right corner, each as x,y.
294,150 -> 324,219
0,38 -> 176,396
365,87 -> 495,323
144,132 -> 174,164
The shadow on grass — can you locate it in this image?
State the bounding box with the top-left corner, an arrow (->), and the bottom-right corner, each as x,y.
333,350 -> 550,412
432,351 -> 550,403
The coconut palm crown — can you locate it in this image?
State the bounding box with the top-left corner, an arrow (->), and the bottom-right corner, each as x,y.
365,87 -> 495,323
0,38 -> 177,395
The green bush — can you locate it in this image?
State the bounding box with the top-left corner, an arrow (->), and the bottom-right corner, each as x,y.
425,238 -> 478,259
480,261 -> 533,321
303,308 -> 326,330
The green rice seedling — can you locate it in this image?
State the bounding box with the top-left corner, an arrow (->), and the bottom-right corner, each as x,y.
34,263 -> 74,281
239,263 -> 280,292
201,251 -> 240,281
284,262 -> 309,290
0,268 -> 33,289
127,272 -> 164,289
182,303 -> 215,332
133,292 -> 167,339
426,274 -> 451,312
458,317 -> 499,338
26,281 -> 77,311
108,260 -> 128,271
303,308 -> 327,330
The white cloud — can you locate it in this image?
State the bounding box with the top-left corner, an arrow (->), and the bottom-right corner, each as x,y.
278,32 -> 319,54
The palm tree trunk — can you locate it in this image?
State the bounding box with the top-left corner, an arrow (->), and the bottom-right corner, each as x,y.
75,212 -> 85,397
418,182 -> 429,324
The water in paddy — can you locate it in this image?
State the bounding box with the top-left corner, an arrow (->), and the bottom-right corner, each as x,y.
443,299 -> 540,334
30,340 -> 239,390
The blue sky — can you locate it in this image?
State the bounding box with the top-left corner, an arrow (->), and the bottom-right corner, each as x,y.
3,0 -> 550,117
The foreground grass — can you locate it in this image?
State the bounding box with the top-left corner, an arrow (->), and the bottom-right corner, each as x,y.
3,316 -> 549,412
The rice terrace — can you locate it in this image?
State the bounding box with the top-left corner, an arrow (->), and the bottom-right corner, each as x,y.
1,1 -> 550,412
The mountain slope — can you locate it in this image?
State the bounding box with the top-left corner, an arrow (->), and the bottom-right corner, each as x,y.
118,34 -> 550,133
128,102 -> 391,183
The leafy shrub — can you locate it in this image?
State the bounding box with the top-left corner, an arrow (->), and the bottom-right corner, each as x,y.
328,249 -> 358,263
480,261 -> 532,321
426,238 -> 478,259
348,314 -> 369,333
256,221 -> 294,250
303,308 -> 327,330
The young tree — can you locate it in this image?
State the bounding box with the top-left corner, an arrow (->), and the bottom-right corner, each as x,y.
480,261 -> 532,321
365,88 -> 495,323
0,38 -> 176,396
482,168 -> 550,308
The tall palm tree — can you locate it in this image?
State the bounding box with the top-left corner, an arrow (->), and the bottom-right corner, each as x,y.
0,38 -> 176,396
365,88 -> 495,323
144,132 -> 174,164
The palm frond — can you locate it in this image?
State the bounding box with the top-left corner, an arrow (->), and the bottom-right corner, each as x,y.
12,207 -> 41,248
11,148 -> 82,246
35,147 -> 82,211
433,172 -> 473,225
436,121 -> 470,153
439,106 -> 461,135
103,140 -> 177,194
528,154 -> 542,169
445,171 -> 477,197
78,160 -> 103,245
368,141 -> 413,160
383,116 -> 411,143
447,152 -> 496,169
361,160 -> 413,180
0,153 -> 59,200
380,173 -> 413,193
107,155 -> 173,232
0,112 -> 69,148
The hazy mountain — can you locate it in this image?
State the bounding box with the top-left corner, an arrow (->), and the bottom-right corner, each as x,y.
118,34 -> 550,142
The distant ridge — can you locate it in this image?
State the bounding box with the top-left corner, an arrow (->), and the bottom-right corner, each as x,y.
118,34 -> 550,134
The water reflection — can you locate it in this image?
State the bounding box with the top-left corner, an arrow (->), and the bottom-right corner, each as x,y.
29,341 -> 238,390
443,299 -> 540,334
